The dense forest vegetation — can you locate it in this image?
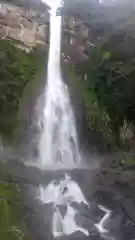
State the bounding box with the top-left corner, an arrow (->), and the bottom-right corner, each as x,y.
0,39 -> 45,239
0,2 -> 47,239
0,163 -> 31,239
0,40 -> 43,140
86,30 -> 135,146
63,0 -> 135,150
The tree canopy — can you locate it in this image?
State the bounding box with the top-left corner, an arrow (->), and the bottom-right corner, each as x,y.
0,40 -> 41,139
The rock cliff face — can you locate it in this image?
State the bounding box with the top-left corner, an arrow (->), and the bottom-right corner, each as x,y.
62,0 -> 135,64
62,15 -> 96,64
61,0 -> 100,65
0,1 -> 50,50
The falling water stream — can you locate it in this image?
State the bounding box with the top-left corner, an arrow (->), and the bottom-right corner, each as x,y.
39,5 -> 80,168
38,1 -> 112,239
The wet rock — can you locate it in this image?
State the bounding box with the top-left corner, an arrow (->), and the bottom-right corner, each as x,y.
75,213 -> 97,234
120,197 -> 135,223
100,170 -> 117,186
116,171 -> 135,185
59,205 -> 67,219
122,218 -> 135,240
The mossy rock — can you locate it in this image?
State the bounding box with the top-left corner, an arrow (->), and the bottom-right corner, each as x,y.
0,164 -> 31,239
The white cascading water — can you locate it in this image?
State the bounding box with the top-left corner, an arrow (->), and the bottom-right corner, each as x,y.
39,1 -> 112,238
39,3 -> 80,167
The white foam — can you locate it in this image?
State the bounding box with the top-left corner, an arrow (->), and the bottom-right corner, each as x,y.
62,205 -> 89,236
40,174 -> 88,206
95,205 -> 112,234
40,174 -> 89,237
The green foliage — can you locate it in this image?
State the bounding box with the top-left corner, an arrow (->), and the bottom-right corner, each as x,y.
124,158 -> 135,166
63,0 -> 135,148
64,64 -> 115,148
64,29 -> 135,146
0,162 -> 31,239
0,40 -> 41,139
85,29 -> 135,143
0,181 -> 30,239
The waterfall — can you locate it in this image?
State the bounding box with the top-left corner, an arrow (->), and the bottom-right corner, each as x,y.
39,4 -> 80,167
37,2 -> 113,239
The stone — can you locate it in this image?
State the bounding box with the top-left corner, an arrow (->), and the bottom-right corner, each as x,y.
121,197 -> 135,223
117,171 -> 135,185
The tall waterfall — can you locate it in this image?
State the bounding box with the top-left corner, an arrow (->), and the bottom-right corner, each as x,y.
39,6 -> 80,166
38,3 -> 112,239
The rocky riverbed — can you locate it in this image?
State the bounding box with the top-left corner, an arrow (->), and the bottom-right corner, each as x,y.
1,156 -> 135,240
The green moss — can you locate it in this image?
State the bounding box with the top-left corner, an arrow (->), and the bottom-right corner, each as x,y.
0,183 -> 30,239
124,158 -> 135,166
0,162 -> 31,239
64,64 -> 115,144
0,39 -> 45,140
64,28 -> 135,147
